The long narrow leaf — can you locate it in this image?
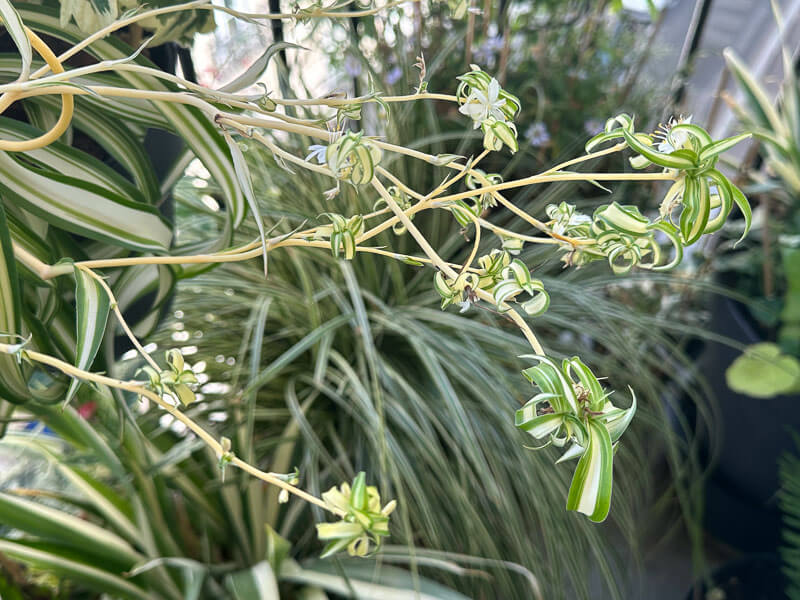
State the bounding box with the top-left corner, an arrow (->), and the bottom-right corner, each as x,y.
0,151 -> 172,252
566,420 -> 613,523
225,561 -> 279,599
223,130 -> 268,275
0,0 -> 32,82
0,540 -> 149,600
0,204 -> 29,403
63,266 -> 110,407
0,492 -> 141,567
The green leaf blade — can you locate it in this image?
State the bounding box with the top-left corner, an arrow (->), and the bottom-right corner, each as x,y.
64,266 -> 110,407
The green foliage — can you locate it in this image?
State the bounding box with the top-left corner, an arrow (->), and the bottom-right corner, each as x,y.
720,31 -> 800,390
780,437 -> 800,599
725,342 -> 800,398
148,127 -> 716,597
516,356 -> 635,523
0,2 -> 246,412
0,2 -> 739,598
57,0 -> 216,45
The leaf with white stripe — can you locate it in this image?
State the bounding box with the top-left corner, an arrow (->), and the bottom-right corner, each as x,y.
0,151 -> 171,252
17,6 -> 245,227
0,204 -> 29,403
64,266 -> 110,407
225,561 -> 279,599
223,130 -> 268,275
566,419 -> 613,523
0,116 -> 145,205
0,0 -> 32,82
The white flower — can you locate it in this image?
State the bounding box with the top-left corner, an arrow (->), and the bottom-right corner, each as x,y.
305,144 -> 328,164
458,78 -> 507,128
655,115 -> 693,153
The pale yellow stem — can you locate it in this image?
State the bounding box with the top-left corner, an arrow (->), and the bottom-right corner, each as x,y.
0,27 -> 74,152
0,342 -> 340,515
371,178 -> 544,354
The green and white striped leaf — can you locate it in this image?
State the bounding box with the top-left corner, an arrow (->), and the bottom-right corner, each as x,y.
0,116 -> 145,205
0,541 -> 148,600
593,202 -> 649,236
515,409 -> 566,439
0,492 -> 140,567
0,151 -> 171,252
679,175 -> 710,244
0,0 -> 32,82
0,204 -> 29,403
566,419 -> 613,523
621,129 -> 696,170
731,183 -> 752,246
648,221 -> 683,270
724,47 -> 787,137
34,97 -> 161,204
281,559 -> 470,600
17,6 -> 245,227
698,132 -> 752,163
223,130 -> 268,275
219,41 -> 305,93
703,169 -> 734,233
63,266 -> 110,408
225,561 -> 279,599
520,355 -> 578,414
585,129 -> 624,153
604,389 -> 637,442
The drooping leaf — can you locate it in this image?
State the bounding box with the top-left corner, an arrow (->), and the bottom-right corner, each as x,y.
0,204 -> 26,404
566,419 -> 613,523
218,41 -> 306,93
0,151 -> 172,252
222,130 -> 268,276
0,0 -> 32,82
0,540 -> 148,600
63,266 -> 110,407
0,492 -> 140,568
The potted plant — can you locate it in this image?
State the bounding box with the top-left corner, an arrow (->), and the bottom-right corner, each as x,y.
0,0 -> 756,597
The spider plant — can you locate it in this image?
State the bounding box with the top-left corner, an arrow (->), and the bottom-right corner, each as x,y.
146,124 -> 714,598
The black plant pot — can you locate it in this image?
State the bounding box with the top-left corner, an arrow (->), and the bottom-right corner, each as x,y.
700,292 -> 800,552
684,554 -> 786,600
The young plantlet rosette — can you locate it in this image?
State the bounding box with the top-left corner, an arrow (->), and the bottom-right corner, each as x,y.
586,114 -> 753,246
139,349 -> 199,407
316,213 -> 365,260
316,472 -> 396,558
515,357 -> 636,522
326,131 -> 383,186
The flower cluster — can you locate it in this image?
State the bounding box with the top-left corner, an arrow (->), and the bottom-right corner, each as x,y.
434,251 -> 549,317
316,472 -> 396,558
307,131 -> 382,187
544,201 -> 681,273
138,349 -> 198,406
315,213 -> 365,260
515,356 -> 636,522
457,66 -> 521,153
587,113 -> 752,246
